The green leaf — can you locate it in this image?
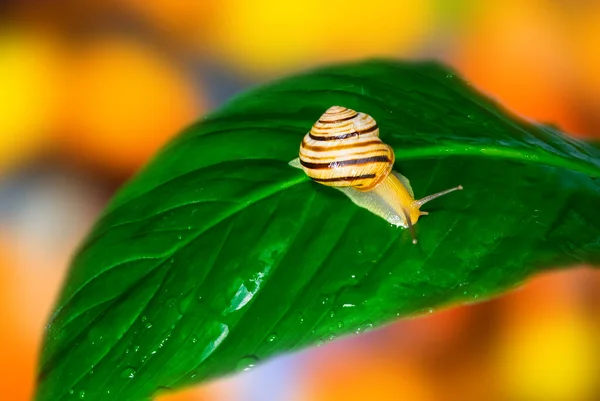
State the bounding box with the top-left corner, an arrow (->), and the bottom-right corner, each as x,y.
35,60 -> 600,400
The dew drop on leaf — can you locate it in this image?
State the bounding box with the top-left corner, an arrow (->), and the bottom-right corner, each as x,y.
120,367 -> 137,379
320,295 -> 331,306
236,355 -> 259,371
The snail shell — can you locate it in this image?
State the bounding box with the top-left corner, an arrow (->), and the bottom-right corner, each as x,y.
296,106 -> 395,190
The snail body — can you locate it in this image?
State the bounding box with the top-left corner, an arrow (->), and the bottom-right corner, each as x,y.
289,106 -> 463,243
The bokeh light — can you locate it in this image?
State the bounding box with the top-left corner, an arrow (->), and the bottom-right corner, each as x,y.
0,27 -> 64,174
59,35 -> 205,175
205,0 -> 436,78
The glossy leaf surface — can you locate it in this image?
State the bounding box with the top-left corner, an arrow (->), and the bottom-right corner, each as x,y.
36,60 -> 600,400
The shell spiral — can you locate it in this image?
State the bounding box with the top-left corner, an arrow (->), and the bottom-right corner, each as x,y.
298,106 -> 395,191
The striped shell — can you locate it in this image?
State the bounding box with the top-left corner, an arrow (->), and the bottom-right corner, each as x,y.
298,106 -> 395,191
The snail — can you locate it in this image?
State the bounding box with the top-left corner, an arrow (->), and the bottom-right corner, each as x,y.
289,106 -> 463,244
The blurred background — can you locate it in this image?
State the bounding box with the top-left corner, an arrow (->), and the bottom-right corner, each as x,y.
1,0 -> 599,400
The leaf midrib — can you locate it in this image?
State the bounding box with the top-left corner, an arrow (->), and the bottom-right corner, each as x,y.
394,145 -> 600,177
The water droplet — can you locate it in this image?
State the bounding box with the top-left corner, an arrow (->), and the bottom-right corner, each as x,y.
329,311 -> 335,318
69,389 -> 74,395
328,334 -> 336,341
78,390 -> 86,399
342,303 -> 355,308
445,73 -> 454,79
120,367 -> 137,379
87,327 -> 104,346
337,321 -> 344,328
191,336 -> 198,344
141,315 -> 147,323
356,321 -> 374,334
166,297 -> 176,308
267,333 -> 278,343
224,283 -> 254,313
298,313 -> 305,324
237,356 -> 259,372
145,322 -> 153,329
134,345 -> 140,353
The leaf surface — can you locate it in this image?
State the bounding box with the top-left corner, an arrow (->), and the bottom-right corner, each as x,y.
36,60 -> 600,400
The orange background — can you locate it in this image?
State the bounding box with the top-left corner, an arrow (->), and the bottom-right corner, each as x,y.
0,1 -> 599,400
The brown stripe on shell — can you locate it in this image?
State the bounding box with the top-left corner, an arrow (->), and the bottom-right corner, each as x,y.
312,174 -> 376,183
308,131 -> 359,141
300,151 -> 391,165
310,120 -> 355,134
317,114 -> 357,124
301,139 -> 385,152
299,155 -> 391,170
358,124 -> 378,135
308,124 -> 379,141
299,142 -> 392,162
